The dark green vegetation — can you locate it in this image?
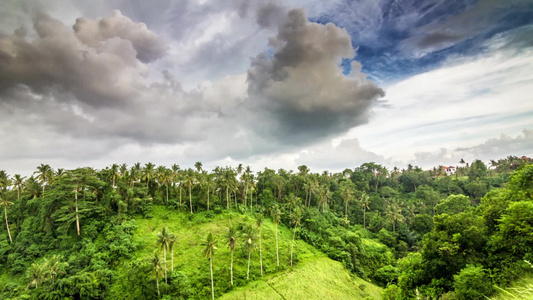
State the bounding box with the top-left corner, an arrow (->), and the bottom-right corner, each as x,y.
0,156 -> 532,299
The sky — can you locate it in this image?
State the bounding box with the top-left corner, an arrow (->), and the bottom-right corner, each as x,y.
1,0 -> 532,176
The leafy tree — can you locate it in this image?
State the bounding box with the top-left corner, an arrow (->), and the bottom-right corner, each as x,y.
202,232 -> 217,300
435,195 -> 470,215
454,264 -> 493,299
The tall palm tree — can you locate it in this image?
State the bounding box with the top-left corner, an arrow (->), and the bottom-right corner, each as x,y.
202,232 -> 217,300
168,233 -> 178,272
13,174 -> 25,201
183,168 -> 197,214
290,208 -> 302,266
142,162 -> 155,190
271,205 -> 282,267
360,192 -> 371,229
161,168 -> 173,204
156,227 -> 170,284
339,180 -> 355,218
108,164 -> 119,188
226,225 -> 237,286
150,252 -> 164,297
385,199 -> 404,233
34,164 -> 53,195
243,224 -> 256,280
257,214 -> 264,276
0,194 -> 14,243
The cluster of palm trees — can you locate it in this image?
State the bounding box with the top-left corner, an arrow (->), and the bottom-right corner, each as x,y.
149,206 -> 303,300
26,255 -> 69,288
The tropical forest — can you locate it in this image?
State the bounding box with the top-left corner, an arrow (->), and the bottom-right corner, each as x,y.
0,156 -> 532,299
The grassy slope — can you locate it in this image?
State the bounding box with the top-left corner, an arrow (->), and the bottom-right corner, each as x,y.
119,205 -> 382,299
491,276 -> 533,300
220,257 -> 382,300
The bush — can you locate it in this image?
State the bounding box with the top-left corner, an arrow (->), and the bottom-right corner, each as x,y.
454,264 -> 493,299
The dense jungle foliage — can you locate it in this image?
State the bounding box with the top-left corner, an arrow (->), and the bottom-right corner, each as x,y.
0,155 -> 532,299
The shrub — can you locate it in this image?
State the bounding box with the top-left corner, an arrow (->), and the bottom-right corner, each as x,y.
454,264 -> 493,299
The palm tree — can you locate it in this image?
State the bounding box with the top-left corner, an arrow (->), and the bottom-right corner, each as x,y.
34,164 -> 53,195
385,199 -> 404,233
13,174 -> 25,201
27,262 -> 45,288
195,162 -> 203,173
156,227 -> 170,284
108,164 -> 119,188
243,224 -> 256,280
44,255 -> 68,284
226,225 -> 237,286
202,232 -> 217,300
339,180 -> 355,218
168,233 -> 178,272
257,214 -> 264,276
271,205 -> 282,267
142,162 -> 155,190
183,168 -> 197,214
0,194 -> 14,243
150,251 -> 164,297
161,168 -> 173,204
290,208 -> 302,266
360,192 -> 371,229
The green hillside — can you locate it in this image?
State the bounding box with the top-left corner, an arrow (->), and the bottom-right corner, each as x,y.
220,257 -> 381,299
108,205 -> 382,299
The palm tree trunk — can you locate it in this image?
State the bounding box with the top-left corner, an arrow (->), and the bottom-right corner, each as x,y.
291,224 -> 297,266
156,272 -> 160,297
166,183 -> 169,204
210,257 -> 215,300
275,222 -> 279,266
179,186 -> 182,209
226,186 -> 229,209
164,248 -> 167,284
171,248 -> 174,272
259,226 -> 263,276
363,207 -> 366,229
230,249 -> 234,286
75,189 -> 80,236
189,185 -> 193,214
207,186 -> 210,211
247,249 -> 251,280
345,199 -> 348,218
4,206 -> 12,243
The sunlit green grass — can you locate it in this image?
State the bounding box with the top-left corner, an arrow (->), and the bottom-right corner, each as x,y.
491,276 -> 533,300
123,205 -> 382,298
220,257 -> 382,300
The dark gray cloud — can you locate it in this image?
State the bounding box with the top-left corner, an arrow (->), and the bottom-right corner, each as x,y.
0,11 -> 165,107
247,8 -> 384,145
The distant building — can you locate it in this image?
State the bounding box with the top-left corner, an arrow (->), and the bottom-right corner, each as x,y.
443,166 -> 456,176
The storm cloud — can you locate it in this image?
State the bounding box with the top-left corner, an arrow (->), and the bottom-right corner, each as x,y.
0,11 -> 165,107
247,8 -> 384,145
